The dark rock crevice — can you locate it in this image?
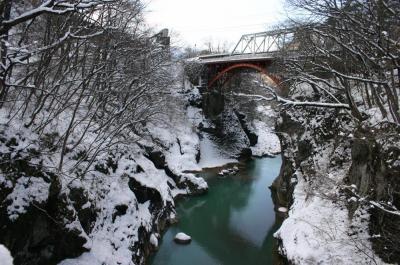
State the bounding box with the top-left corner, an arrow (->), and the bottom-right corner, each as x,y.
128,177 -> 163,212
234,110 -> 258,147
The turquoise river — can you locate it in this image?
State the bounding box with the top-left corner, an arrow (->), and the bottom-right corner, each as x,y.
150,156 -> 283,265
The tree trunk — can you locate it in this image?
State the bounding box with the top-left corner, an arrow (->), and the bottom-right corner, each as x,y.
339,77 -> 363,120
371,84 -> 388,119
0,0 -> 12,108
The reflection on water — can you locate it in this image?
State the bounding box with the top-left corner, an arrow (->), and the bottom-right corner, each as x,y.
150,156 -> 283,265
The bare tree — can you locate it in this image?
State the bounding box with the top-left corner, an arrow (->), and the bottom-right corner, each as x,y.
0,0 -> 172,177
274,0 -> 400,124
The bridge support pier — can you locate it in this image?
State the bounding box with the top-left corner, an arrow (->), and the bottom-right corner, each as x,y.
198,75 -> 208,89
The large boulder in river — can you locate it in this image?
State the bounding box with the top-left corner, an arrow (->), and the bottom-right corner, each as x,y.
174,232 -> 191,244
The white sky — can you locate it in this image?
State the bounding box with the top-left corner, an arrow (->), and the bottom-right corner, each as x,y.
145,0 -> 287,51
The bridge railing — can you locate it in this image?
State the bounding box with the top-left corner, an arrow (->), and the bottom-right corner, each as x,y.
231,28 -> 298,55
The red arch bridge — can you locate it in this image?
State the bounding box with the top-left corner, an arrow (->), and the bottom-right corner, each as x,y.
196,28 -> 298,88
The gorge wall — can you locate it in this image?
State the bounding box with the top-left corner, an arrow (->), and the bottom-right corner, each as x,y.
272,105 -> 400,264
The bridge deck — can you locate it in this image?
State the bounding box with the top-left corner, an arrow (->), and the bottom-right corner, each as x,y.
198,52 -> 277,65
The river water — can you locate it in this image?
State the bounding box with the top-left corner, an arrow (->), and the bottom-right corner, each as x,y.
150,156 -> 283,265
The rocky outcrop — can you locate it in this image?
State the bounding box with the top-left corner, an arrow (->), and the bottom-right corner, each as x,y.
144,146 -> 207,196
234,110 -> 258,147
202,89 -> 225,122
273,105 -> 400,264
0,133 -> 88,265
270,110 -> 305,208
348,125 -> 400,263
0,180 -> 88,265
200,90 -> 253,159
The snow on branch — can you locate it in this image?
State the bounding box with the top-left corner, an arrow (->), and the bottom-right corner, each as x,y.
343,185 -> 400,217
1,0 -> 114,34
234,86 -> 351,109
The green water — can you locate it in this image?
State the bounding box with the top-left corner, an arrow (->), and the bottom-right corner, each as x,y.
150,156 -> 283,265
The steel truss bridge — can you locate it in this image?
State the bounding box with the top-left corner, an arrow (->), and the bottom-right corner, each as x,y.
197,28 -> 298,88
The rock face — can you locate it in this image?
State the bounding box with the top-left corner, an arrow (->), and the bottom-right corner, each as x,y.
174,232 -> 192,244
202,89 -> 225,121
273,105 -> 400,264
0,205 -> 88,265
199,74 -> 281,159
270,111 -> 304,208
0,137 -> 88,265
348,126 -> 400,263
234,110 -> 258,147
200,88 -> 257,159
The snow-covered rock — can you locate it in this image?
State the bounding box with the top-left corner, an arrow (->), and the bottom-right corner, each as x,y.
218,166 -> 239,176
0,244 -> 13,265
150,234 -> 159,249
174,232 -> 191,244
6,176 -> 50,221
277,207 -> 288,213
250,120 -> 281,156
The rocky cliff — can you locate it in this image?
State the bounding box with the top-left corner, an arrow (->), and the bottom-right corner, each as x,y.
272,105 -> 400,264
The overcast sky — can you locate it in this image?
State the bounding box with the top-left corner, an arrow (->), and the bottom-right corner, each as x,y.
145,0 -> 287,50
